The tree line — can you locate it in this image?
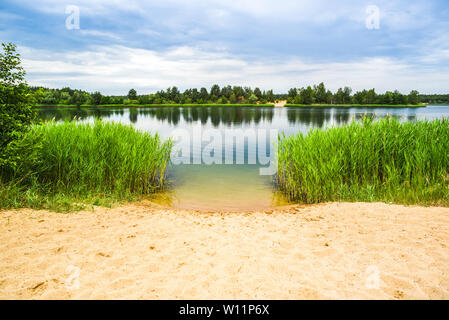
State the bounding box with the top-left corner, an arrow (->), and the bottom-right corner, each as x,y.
419,94 -> 449,105
287,83 -> 421,105
29,83 -> 427,106
29,85 -> 278,106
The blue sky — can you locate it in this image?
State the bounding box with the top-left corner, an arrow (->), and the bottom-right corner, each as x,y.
1,0 -> 449,94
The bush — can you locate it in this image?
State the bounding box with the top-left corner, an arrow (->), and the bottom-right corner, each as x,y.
0,43 -> 37,171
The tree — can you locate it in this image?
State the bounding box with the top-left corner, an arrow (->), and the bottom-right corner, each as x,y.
42,90 -> 57,105
71,91 -> 85,106
244,87 -> 253,98
210,84 -> 221,98
60,92 -> 71,104
233,86 -> 244,99
314,82 -> 327,104
101,95 -> 113,105
190,88 -> 199,102
0,43 -> 36,168
32,87 -> 45,104
342,87 -> 352,104
335,87 -> 352,104
265,90 -> 275,102
299,86 -> 314,105
254,87 -> 262,99
170,86 -> 180,103
325,90 -> 333,104
288,88 -> 298,99
334,88 -> 344,104
229,93 -> 237,104
379,91 -> 393,105
128,89 -> 137,100
408,90 -> 419,105
221,85 -> 233,99
138,95 -> 150,105
352,90 -> 365,104
392,90 -> 407,105
200,87 -> 209,101
366,89 -> 376,104
248,94 -> 258,104
91,91 -> 102,105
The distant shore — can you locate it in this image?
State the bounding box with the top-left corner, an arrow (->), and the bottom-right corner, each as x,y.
32,104 -> 275,108
285,103 -> 428,108
32,103 -> 429,109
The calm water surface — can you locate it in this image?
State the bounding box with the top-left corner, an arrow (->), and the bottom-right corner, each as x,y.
37,105 -> 449,210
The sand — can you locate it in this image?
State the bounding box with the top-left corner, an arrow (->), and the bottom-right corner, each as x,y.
0,202 -> 448,300
274,100 -> 287,107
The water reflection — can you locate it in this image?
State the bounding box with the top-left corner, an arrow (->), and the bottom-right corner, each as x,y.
285,107 -> 417,127
37,105 -> 447,129
334,108 -> 351,125
286,108 -> 332,127
37,106 -> 276,127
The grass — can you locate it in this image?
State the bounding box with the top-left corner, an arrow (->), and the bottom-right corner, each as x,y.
33,104 -> 275,108
0,120 -> 172,211
285,104 -> 427,108
276,117 -> 449,206
2,116 -> 447,211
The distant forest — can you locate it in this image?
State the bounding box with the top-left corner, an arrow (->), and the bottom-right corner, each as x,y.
418,94 -> 449,105
28,83 -> 441,106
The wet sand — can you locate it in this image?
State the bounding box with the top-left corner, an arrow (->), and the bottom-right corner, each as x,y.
0,202 -> 448,299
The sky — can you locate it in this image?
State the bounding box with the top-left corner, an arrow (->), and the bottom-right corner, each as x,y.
1,0 -> 449,95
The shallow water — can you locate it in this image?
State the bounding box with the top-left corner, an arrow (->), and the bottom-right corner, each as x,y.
37,105 -> 449,210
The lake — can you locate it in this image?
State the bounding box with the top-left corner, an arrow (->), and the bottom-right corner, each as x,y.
37,105 -> 449,210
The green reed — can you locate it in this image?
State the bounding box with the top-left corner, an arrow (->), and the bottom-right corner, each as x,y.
0,119 -> 172,210
276,117 -> 449,205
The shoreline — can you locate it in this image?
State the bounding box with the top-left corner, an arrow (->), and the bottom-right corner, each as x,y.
285,103 -> 427,108
1,201 -> 448,299
32,104 -> 276,109
31,103 -> 432,109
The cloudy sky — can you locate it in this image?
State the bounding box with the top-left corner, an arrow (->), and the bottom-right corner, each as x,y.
1,0 -> 449,95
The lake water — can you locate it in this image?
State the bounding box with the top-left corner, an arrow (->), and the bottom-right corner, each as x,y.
37,105 -> 449,210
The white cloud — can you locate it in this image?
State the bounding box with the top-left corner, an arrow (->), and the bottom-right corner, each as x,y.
20,44 -> 449,94
79,30 -> 122,41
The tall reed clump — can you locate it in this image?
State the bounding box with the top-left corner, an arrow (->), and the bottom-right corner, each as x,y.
276,117 -> 449,206
0,119 -> 172,210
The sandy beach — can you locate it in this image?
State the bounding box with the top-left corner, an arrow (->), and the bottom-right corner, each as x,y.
0,202 -> 448,300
